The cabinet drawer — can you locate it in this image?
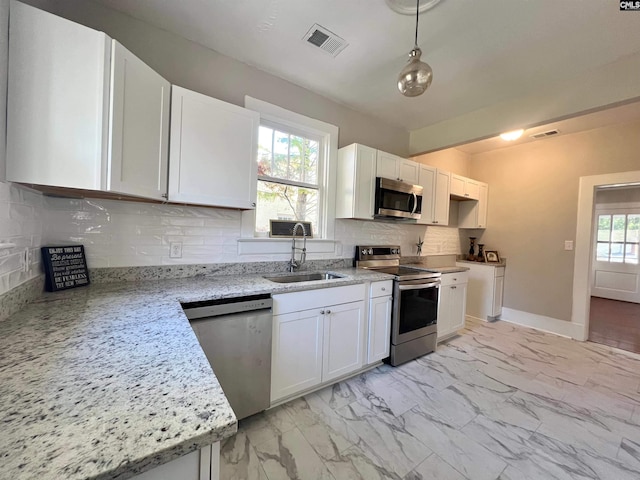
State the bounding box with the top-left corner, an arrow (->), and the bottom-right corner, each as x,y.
439,271 -> 469,286
495,267 -> 505,278
273,284 -> 365,316
370,280 -> 393,298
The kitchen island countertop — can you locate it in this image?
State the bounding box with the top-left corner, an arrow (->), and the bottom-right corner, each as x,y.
0,267 -> 391,480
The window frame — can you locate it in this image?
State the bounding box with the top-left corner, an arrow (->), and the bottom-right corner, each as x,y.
594,204 -> 640,265
255,120 -> 325,237
239,97 -> 338,256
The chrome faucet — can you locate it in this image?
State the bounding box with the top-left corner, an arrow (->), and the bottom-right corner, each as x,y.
289,222 -> 307,272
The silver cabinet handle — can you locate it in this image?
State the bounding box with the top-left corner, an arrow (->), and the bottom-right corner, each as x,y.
453,278 -> 457,281
381,287 -> 386,291
433,220 -> 438,223
320,310 -> 325,314
451,286 -> 457,289
326,310 -> 331,314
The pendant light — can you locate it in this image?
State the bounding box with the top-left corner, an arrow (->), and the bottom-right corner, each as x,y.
397,0 -> 433,97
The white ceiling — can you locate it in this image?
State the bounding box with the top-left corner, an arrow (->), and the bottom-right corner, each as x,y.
93,0 -> 640,133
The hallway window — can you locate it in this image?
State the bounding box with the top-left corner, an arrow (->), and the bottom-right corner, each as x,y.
596,213 -> 639,264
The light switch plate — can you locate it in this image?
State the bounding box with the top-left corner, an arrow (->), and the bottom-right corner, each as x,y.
564,240 -> 574,251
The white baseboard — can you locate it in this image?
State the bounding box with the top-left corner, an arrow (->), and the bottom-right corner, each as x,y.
499,308 -> 584,339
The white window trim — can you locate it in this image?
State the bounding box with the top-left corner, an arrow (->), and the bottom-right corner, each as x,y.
239,97 -> 338,256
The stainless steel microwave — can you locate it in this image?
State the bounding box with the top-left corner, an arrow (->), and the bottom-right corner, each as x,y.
374,177 -> 423,220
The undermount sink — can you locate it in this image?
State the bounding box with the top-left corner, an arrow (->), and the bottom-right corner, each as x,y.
264,272 -> 345,283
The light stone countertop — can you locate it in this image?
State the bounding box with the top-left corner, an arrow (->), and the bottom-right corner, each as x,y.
0,267 -> 391,480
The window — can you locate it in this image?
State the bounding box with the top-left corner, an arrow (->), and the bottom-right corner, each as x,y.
255,123 -> 323,236
596,213 -> 639,264
241,96 -> 339,248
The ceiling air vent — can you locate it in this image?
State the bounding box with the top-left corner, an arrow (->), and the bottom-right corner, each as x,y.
303,24 -> 348,57
530,129 -> 560,139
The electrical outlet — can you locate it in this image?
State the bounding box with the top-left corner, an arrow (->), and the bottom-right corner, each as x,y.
564,240 -> 574,251
169,242 -> 183,259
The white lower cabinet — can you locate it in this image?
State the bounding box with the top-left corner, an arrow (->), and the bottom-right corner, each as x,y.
131,443 -> 220,480
271,308 -> 324,401
367,280 -> 392,364
457,262 -> 505,321
322,301 -> 366,382
271,284 -> 366,403
437,272 -> 468,341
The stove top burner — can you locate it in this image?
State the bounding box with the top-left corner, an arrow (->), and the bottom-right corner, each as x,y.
354,245 -> 441,281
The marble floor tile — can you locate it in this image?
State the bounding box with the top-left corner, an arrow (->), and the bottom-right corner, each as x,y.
509,391 -> 623,459
402,406 -> 507,480
220,317 -> 640,480
323,444 -> 403,480
240,404 -> 297,448
220,431 -> 269,480
253,427 -> 334,480
336,400 -> 431,478
405,453 -> 469,480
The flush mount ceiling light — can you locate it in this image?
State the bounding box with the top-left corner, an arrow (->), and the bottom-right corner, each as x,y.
499,129 -> 524,141
397,0 -> 433,97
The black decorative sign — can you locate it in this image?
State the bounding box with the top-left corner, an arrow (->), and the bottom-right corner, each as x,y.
41,245 -> 90,292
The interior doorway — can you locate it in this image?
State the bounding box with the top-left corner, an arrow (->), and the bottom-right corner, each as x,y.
572,171 -> 640,342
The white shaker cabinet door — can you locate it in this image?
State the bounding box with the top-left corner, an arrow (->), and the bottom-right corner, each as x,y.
322,301 -> 365,383
109,41 -> 170,199
367,295 -> 392,364
169,86 -> 259,209
6,0 -> 110,190
271,309 -> 324,402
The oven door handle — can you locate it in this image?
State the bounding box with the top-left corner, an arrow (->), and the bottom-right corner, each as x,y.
398,282 -> 440,291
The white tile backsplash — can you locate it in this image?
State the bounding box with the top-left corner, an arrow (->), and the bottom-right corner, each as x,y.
0,182 -> 44,296
0,185 -> 462,295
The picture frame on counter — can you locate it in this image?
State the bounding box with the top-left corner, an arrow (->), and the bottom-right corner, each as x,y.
484,250 -> 501,263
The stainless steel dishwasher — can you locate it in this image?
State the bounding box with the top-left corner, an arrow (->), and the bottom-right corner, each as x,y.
182,294 -> 272,420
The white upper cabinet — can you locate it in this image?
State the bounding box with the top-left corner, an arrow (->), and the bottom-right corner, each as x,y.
336,143 -> 377,220
417,165 -> 450,225
376,151 -> 419,184
6,1 -> 170,200
168,86 -> 259,209
109,41 -> 170,199
458,182 -> 489,228
450,174 -> 480,200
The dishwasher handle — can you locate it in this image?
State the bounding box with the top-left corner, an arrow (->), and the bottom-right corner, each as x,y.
183,295 -> 272,320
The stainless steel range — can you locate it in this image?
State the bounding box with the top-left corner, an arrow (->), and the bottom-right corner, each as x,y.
355,246 -> 441,366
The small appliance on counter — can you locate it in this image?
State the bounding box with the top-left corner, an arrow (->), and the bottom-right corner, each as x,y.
355,246 -> 440,366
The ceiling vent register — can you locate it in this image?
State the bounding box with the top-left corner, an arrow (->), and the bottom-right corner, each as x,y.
530,129 -> 560,139
303,24 -> 348,57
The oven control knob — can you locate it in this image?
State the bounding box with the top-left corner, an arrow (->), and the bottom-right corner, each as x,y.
368,248 -> 373,255
361,248 -> 368,256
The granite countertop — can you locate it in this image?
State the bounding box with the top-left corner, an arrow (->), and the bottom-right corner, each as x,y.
0,267 -> 391,480
456,259 -> 507,267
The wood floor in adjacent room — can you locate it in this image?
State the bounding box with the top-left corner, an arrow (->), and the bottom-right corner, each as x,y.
589,296 -> 640,354
220,318 -> 640,480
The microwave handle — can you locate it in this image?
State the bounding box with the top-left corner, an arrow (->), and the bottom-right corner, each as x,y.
411,192 -> 418,215
398,282 -> 440,291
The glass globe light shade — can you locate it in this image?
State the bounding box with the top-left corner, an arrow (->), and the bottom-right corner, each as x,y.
397,47 -> 433,97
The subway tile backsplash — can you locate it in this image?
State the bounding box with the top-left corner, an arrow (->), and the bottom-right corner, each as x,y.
0,183 -> 462,296
0,182 -> 44,296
